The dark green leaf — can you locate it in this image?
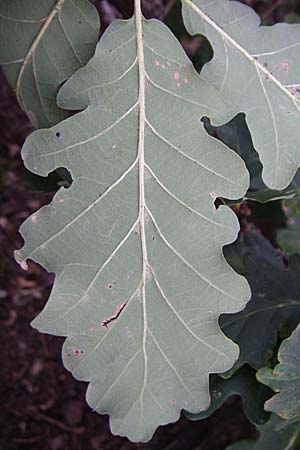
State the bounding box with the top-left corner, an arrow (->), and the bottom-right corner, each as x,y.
185,365 -> 271,425
221,233 -> 300,370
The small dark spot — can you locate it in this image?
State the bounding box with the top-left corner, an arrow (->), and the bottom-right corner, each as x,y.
78,20 -> 82,24
109,49 -> 112,53
56,132 -> 61,138
152,236 -> 155,241
67,353 -> 70,356
80,350 -> 84,354
108,284 -> 112,289
253,56 -> 257,60
113,281 -> 116,285
264,62 -> 267,67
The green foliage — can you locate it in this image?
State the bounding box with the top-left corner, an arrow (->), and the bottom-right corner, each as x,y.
257,323 -> 300,423
221,232 -> 300,371
0,0 -> 99,128
278,200 -> 300,253
204,114 -> 300,203
2,0 -> 300,444
226,415 -> 300,450
14,7 -> 250,442
182,0 -> 300,190
185,364 -> 271,425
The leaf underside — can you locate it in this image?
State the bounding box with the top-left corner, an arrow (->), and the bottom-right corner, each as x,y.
15,14 -> 250,442
182,0 -> 300,190
0,0 -> 99,128
257,322 -> 300,423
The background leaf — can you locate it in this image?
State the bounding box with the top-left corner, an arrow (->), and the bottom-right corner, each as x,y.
221,232 -> 300,371
15,11 -> 250,442
226,414 -> 300,450
278,200 -> 300,253
257,322 -> 300,423
185,364 -> 271,425
182,0 -> 300,190
0,0 -> 99,128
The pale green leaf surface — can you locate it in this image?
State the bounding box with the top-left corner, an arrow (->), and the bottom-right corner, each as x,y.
0,0 -> 99,128
182,0 -> 300,190
257,322 -> 300,422
226,415 -> 300,450
15,13 -> 250,442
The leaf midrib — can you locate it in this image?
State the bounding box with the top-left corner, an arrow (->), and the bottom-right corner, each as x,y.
16,0 -> 65,109
134,0 -> 148,413
182,0 -> 300,179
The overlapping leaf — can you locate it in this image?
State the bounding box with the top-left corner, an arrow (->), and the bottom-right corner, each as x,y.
15,9 -> 250,442
185,365 -> 271,425
0,0 -> 99,128
204,115 -> 300,203
221,232 -> 300,371
182,0 -> 300,190
227,414 -> 300,450
257,322 -> 300,423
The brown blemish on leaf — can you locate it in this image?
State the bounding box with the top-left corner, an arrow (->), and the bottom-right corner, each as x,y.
102,302 -> 128,328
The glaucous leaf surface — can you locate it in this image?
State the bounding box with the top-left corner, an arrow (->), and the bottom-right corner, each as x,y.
221,232 -> 300,371
182,0 -> 300,190
204,115 -> 300,203
0,0 -> 99,128
278,200 -> 300,253
257,323 -> 300,422
227,414 -> 300,450
15,7 -> 250,442
185,365 -> 271,425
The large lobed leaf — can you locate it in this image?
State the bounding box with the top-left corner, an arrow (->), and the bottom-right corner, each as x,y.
0,0 -> 99,128
182,0 -> 300,190
15,6 -> 250,442
257,322 -> 300,423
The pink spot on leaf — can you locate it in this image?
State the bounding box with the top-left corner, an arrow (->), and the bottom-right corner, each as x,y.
31,215 -> 38,223
176,82 -> 180,87
174,72 -> 180,80
210,192 -> 217,199
19,260 -> 28,271
161,64 -> 166,69
155,60 -> 160,66
184,77 -> 189,84
282,60 -> 289,72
